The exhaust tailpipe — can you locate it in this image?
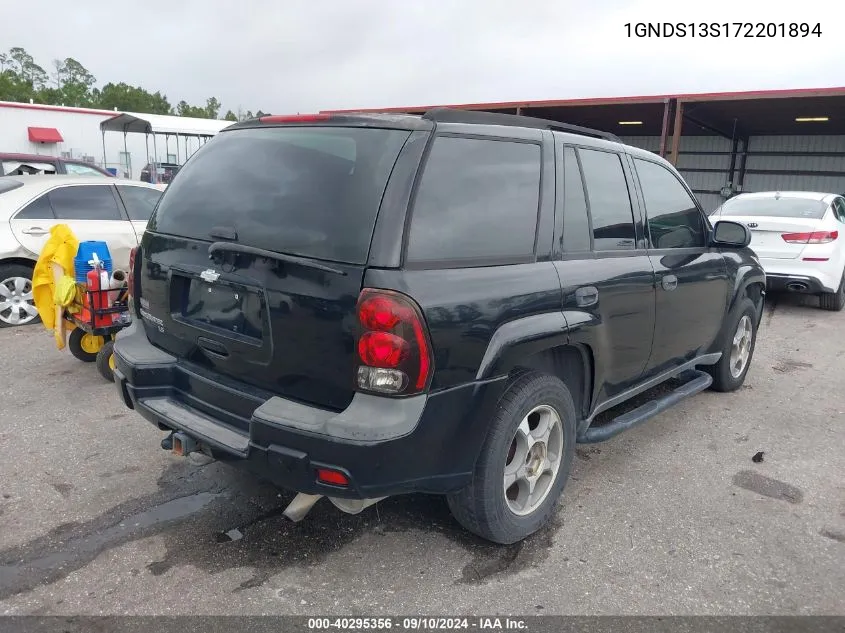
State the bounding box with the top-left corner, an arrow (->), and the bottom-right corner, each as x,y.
283,493 -> 323,522
281,493 -> 388,522
787,282 -> 808,292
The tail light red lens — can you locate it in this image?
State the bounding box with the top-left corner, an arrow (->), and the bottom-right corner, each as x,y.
357,332 -> 409,367
316,468 -> 349,487
355,289 -> 433,395
782,230 -> 838,244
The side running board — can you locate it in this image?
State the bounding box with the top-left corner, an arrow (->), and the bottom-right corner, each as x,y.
577,370 -> 713,444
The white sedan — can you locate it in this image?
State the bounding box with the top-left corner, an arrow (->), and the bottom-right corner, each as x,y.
711,191 -> 845,311
0,175 -> 165,327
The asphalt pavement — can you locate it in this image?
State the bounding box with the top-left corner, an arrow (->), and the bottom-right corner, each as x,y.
0,292 -> 843,615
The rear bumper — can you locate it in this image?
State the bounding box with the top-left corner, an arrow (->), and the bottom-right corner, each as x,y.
112,321 -> 506,499
759,258 -> 840,294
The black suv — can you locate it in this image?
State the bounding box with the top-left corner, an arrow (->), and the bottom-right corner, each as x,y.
113,109 -> 765,544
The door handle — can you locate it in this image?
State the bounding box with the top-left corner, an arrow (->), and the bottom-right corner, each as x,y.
661,275 -> 678,291
22,227 -> 49,236
575,286 -> 599,307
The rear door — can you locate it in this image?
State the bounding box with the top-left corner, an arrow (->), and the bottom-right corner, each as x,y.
630,156 -> 729,373
553,143 -> 656,401
716,196 -> 829,259
138,124 -> 413,412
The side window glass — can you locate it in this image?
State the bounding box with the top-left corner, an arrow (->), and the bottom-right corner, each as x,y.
561,147 -> 591,252
634,158 -> 706,249
407,136 -> 541,263
577,149 -> 636,251
48,185 -> 123,221
65,163 -> 105,176
15,194 -> 55,220
117,185 -> 163,222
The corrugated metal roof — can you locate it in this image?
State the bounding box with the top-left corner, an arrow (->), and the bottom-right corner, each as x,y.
323,87 -> 845,114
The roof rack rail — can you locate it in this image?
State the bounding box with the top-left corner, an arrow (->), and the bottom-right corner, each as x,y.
422,107 -> 621,143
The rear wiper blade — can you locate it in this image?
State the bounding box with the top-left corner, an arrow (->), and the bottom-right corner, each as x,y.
208,242 -> 347,276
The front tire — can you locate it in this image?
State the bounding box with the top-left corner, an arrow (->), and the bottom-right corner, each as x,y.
819,270 -> 845,312
447,372 -> 576,544
704,297 -> 758,392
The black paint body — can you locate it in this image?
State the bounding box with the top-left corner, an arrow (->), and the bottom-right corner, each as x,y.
114,113 -> 765,499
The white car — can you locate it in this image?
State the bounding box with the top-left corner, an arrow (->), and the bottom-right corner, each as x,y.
711,191 -> 845,311
0,175 -> 165,327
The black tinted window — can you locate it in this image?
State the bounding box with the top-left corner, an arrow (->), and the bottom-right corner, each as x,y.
634,158 -> 706,249
149,127 -> 411,264
561,147 -> 591,252
407,137 -> 541,263
117,185 -> 162,221
49,185 -> 122,221
16,193 -> 54,220
578,149 -> 636,250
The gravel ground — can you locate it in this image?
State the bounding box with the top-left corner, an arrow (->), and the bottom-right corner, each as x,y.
0,292 -> 843,616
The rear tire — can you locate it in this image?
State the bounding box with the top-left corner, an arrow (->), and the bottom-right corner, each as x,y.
0,263 -> 40,328
96,340 -> 116,382
68,328 -> 105,363
447,371 -> 576,544
704,297 -> 758,392
819,271 -> 845,312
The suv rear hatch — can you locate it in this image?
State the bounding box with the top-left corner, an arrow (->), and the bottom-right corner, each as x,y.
137,121 -> 414,414
715,195 -> 830,259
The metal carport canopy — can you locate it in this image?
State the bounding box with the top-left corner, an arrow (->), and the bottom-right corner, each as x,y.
98,111 -> 233,136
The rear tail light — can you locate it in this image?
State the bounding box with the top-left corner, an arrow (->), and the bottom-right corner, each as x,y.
781,230 -> 838,244
355,289 -> 433,395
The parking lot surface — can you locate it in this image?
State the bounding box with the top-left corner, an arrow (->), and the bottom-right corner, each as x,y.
0,293 -> 843,616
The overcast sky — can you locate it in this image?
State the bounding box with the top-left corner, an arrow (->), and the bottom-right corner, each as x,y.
1,0 -> 842,115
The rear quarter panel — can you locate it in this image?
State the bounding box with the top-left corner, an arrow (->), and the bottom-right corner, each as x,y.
363,263 -> 564,390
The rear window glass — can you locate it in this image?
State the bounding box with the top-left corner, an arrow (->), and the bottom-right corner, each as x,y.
717,196 -> 828,219
148,126 -> 411,264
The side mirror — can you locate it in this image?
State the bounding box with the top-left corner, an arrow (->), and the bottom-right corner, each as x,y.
712,220 -> 751,248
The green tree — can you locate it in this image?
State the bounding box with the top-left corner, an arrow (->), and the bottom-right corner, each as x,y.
57,58 -> 96,106
223,110 -> 238,121
94,82 -> 172,114
204,96 -> 221,119
8,46 -> 48,89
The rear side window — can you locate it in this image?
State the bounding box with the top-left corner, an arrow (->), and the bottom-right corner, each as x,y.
561,147 -> 591,252
15,193 -> 54,220
149,126 -> 411,264
117,185 -> 163,221
406,136 -> 541,263
578,149 -> 636,251
634,158 -> 706,249
48,185 -> 123,221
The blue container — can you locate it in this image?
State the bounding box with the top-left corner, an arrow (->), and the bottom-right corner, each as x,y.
74,241 -> 113,283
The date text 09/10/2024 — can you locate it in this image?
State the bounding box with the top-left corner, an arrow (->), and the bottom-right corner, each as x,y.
307,618 -> 528,630
625,22 -> 822,38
